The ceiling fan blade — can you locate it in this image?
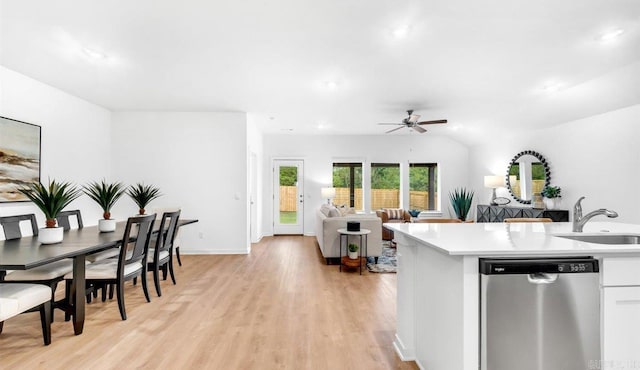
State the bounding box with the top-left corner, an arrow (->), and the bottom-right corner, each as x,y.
378,123 -> 403,125
385,126 -> 405,134
407,114 -> 421,123
417,119 -> 448,125
411,125 -> 427,133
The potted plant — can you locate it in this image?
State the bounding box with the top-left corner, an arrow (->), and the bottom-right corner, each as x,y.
127,183 -> 162,215
18,179 -> 82,244
449,187 -> 475,221
83,179 -> 126,232
348,243 -> 359,259
541,185 -> 561,210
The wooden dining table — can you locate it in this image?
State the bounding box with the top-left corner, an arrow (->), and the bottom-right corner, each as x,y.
0,218 -> 197,335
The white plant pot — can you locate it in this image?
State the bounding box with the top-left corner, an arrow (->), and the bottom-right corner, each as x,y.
544,197 -> 560,210
99,219 -> 117,232
38,227 -> 63,244
348,251 -> 359,259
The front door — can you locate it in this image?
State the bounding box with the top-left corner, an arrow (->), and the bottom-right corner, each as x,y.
273,160 -> 304,235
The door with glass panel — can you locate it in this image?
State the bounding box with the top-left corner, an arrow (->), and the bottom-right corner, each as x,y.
273,160 -> 304,235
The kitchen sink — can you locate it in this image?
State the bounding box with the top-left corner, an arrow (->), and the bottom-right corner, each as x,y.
555,234 -> 640,245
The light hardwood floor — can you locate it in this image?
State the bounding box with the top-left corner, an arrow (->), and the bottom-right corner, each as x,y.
0,236 -> 418,369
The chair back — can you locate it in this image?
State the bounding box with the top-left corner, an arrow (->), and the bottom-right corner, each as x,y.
155,210 -> 181,256
0,214 -> 38,240
117,214 -> 156,277
504,218 -> 553,223
56,210 -> 84,231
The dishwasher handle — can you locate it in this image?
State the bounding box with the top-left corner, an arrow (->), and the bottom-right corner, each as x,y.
527,273 -> 558,284
479,257 -> 599,275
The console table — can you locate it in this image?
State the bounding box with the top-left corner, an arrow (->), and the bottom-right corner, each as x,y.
476,204 -> 569,223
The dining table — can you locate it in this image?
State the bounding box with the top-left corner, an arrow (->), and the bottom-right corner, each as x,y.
0,218 -> 198,335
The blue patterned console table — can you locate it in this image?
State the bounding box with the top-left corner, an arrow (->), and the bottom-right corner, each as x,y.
476,204 -> 569,223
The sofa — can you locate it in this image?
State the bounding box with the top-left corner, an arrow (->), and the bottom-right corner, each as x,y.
315,205 -> 382,264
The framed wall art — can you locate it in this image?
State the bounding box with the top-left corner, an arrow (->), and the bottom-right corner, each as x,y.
0,116 -> 41,202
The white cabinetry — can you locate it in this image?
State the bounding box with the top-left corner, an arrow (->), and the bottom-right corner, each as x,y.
602,257 -> 640,366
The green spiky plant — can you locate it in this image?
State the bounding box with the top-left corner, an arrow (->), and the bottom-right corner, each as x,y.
449,187 -> 475,221
126,183 -> 162,215
541,185 -> 561,199
18,179 -> 82,228
83,180 -> 126,220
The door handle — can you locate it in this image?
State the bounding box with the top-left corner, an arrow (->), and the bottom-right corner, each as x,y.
527,273 -> 558,284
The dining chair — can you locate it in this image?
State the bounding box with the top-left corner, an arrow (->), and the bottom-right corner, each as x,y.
152,207 -> 184,266
147,210 -> 180,297
0,214 -> 38,240
1,214 -> 73,322
56,209 -> 84,230
0,283 -> 52,345
412,218 -> 463,223
504,218 -> 553,223
65,213 -> 155,320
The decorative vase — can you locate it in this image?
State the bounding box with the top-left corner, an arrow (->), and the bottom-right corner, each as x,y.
38,227 -> 63,244
544,197 -> 560,210
348,250 -> 359,259
98,219 -> 116,232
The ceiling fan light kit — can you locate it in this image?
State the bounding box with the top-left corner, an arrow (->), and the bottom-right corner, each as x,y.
378,110 -> 448,134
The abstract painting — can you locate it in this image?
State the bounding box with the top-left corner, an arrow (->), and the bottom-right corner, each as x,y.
0,116 -> 41,202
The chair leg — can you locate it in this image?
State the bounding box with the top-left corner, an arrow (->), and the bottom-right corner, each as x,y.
161,265 -> 168,280
176,246 -> 182,266
152,265 -> 162,297
0,321 -> 4,334
168,260 -> 176,285
141,270 -> 151,303
101,283 -> 108,302
64,280 -> 72,322
50,281 -> 57,323
116,282 -> 127,320
40,301 -> 52,345
108,284 -> 114,300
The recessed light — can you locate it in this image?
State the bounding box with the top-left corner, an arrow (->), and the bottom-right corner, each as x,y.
324,81 -> 339,89
269,116 -> 275,120
82,47 -> 107,59
391,25 -> 411,39
280,128 -> 293,132
598,29 -> 624,42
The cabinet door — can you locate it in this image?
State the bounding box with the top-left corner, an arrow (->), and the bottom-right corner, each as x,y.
602,287 -> 640,364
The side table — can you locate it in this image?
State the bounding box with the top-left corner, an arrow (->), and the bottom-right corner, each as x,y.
337,228 -> 370,275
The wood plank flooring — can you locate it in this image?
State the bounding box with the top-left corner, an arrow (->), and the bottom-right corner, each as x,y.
0,236 -> 418,369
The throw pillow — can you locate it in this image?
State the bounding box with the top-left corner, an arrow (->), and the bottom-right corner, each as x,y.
328,208 -> 341,217
384,208 -> 404,220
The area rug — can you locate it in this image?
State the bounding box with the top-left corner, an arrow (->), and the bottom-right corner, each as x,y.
366,242 -> 397,273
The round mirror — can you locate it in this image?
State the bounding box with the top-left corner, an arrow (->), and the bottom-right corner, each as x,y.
505,150 -> 550,204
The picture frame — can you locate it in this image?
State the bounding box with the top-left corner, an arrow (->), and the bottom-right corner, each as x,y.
0,116 -> 42,202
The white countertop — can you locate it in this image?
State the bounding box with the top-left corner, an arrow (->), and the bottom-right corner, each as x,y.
386,221 -> 640,256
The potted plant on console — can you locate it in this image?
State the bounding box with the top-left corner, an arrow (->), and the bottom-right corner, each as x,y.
449,187 -> 475,221
83,179 -> 126,232
127,183 -> 162,215
18,179 -> 82,244
541,185 -> 561,210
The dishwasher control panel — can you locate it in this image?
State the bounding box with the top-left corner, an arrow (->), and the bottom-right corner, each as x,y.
480,257 -> 599,275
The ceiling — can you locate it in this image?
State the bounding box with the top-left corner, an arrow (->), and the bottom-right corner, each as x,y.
1,0 -> 639,145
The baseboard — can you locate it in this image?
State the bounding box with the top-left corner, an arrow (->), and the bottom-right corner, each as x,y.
303,232 -> 316,237
393,334 -> 416,361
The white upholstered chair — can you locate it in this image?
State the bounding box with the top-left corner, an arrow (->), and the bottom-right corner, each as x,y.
0,283 -> 52,345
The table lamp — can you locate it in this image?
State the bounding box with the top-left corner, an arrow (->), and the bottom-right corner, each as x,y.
484,175 -> 504,206
321,187 -> 336,204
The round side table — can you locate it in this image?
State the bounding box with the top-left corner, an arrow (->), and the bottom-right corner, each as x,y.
337,228 -> 370,275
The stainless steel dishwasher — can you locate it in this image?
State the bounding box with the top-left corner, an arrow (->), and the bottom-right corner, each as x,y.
479,257 -> 600,370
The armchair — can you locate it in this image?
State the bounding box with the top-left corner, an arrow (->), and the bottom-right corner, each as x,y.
375,209 -> 411,241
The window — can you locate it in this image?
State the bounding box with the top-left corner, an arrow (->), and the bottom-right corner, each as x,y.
409,163 -> 438,211
371,163 -> 400,210
332,163 -> 362,210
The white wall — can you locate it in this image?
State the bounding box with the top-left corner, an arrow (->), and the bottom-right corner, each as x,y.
247,114 -> 264,244
0,66 -> 111,227
110,111 -> 250,254
469,104 -> 640,223
262,134 -> 470,236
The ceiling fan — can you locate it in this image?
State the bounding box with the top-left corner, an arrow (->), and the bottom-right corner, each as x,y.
378,110 -> 447,133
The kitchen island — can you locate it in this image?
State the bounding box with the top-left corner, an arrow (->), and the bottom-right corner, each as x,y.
386,221 -> 640,370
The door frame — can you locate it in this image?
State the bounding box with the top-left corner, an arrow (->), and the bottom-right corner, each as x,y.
272,158 -> 304,235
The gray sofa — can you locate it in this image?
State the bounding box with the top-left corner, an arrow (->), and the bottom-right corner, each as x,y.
315,206 -> 383,264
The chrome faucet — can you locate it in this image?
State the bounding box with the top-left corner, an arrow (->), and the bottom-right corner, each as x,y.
572,196 -> 618,232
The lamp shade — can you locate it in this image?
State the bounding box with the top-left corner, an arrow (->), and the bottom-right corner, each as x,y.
321,187 -> 336,199
484,175 -> 504,189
